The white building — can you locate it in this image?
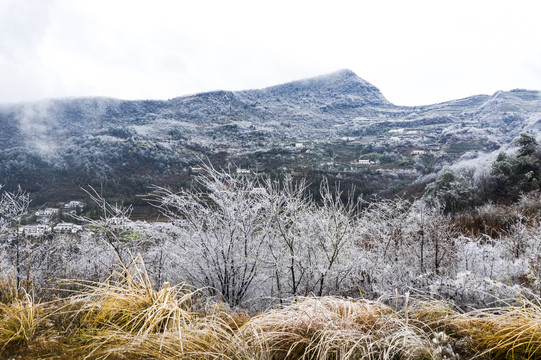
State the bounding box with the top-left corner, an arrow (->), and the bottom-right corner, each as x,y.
35,208 -> 60,217
54,222 -> 83,234
19,224 -> 51,237
107,217 -> 128,226
358,159 -> 371,165
295,143 -> 304,150
64,201 -> 85,209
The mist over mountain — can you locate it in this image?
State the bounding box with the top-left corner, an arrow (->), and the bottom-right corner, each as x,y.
1,70 -> 540,204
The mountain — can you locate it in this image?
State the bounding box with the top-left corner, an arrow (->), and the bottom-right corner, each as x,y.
0,70 -> 540,204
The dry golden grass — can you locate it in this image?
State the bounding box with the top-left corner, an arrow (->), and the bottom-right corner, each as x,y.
73,258 -> 449,359
0,271 -> 18,305
84,315 -> 250,360
0,292 -> 40,349
242,296 -> 439,360
450,296 -> 541,359
60,256 -> 254,359
70,256 -> 219,358
404,298 -> 456,335
75,256 -> 199,334
4,258 -> 541,359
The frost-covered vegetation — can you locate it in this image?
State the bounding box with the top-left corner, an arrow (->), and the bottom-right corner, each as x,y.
418,132 -> 541,209
3,139 -> 541,305
3,144 -> 541,357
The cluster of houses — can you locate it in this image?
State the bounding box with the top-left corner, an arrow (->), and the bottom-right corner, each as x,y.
18,218 -> 174,238
34,201 -> 86,217
18,222 -> 84,237
17,201 -> 87,237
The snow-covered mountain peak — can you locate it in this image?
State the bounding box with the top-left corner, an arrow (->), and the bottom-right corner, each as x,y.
251,69 -> 390,106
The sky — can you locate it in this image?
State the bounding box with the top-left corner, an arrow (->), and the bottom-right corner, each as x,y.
1,0 -> 540,106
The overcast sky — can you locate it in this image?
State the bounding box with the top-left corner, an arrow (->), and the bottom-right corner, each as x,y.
1,0 -> 540,106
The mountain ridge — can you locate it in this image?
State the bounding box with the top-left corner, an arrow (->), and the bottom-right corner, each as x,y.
2,69 -> 538,112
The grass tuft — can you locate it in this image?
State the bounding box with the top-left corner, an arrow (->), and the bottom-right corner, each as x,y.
451,295 -> 541,359
72,255 -> 251,359
0,291 -> 40,349
242,296 -> 439,360
79,256 -> 199,336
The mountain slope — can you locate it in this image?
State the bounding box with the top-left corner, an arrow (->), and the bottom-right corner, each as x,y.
0,70 -> 540,203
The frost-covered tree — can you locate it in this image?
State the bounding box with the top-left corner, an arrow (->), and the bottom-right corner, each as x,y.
72,186 -> 139,266
407,201 -> 459,276
423,167 -> 471,214
263,176 -> 312,298
149,166 -> 361,306
305,180 -> 359,296
490,134 -> 541,200
0,185 -> 29,232
354,197 -> 412,291
0,185 -> 30,287
515,132 -> 538,157
353,197 -> 461,296
264,177 -> 359,298
151,166 -> 273,307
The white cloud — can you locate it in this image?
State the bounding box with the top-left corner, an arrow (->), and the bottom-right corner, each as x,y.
0,0 -> 540,105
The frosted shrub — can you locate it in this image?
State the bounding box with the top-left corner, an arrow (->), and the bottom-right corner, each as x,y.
149,165 -> 361,306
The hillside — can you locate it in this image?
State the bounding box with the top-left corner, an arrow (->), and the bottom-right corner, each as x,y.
0,70 -> 540,205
